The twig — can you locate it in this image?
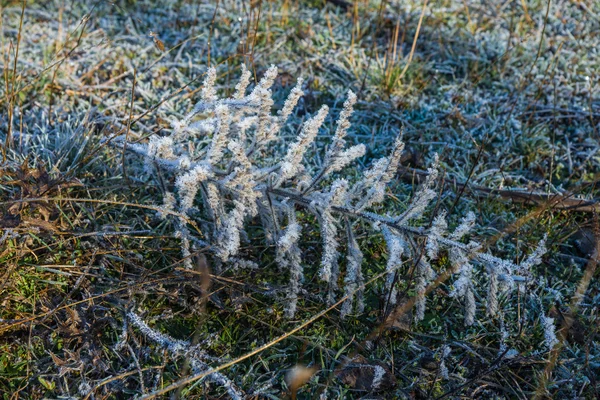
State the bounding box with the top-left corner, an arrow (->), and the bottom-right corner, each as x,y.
0,197 -> 203,236
397,166 -> 600,213
122,68 -> 137,183
3,0 -> 26,161
395,0 -> 429,83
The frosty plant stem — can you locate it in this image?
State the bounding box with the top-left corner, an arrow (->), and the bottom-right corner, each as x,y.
102,64 -> 561,398
113,64 -> 549,325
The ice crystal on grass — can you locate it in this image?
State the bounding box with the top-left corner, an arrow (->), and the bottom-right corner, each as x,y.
541,314 -> 559,350
450,247 -> 477,326
4,1 -> 599,397
278,105 -> 329,185
276,205 -> 304,317
341,226 -> 365,318
381,226 -> 406,306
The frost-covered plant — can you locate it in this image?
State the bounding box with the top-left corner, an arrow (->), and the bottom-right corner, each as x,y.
126,310 -> 243,399
541,314 -> 559,350
438,345 -> 451,380
113,65 -> 548,327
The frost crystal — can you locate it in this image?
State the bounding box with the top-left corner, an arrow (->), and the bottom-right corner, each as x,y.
542,314 -> 559,350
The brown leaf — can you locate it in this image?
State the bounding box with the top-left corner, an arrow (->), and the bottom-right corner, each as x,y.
194,253 -> 212,314
49,352 -> 67,367
195,253 -> 212,294
337,356 -> 396,392
549,307 -> 587,345
384,296 -> 413,331
149,31 -> 165,52
153,37 -> 165,52
22,217 -> 60,233
35,204 -> 52,221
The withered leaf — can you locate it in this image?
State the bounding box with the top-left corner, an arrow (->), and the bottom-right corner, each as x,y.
337,356 -> 396,392
0,214 -> 21,228
23,217 -> 60,233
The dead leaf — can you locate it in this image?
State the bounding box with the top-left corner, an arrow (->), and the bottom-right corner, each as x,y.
153,37 -> 165,52
337,356 -> 396,392
384,296 -> 412,331
573,228 -> 596,258
549,307 -> 587,345
22,217 -> 60,233
0,214 -> 20,228
149,31 -> 165,52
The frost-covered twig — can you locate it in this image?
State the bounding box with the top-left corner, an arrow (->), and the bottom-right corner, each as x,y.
127,311 -> 243,399
115,65 -> 547,326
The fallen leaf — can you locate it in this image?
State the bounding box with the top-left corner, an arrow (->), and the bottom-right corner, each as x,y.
384,296 -> 412,331
337,356 -> 396,392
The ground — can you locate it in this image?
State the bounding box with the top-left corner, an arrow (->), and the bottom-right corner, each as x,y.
0,0 -> 599,398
